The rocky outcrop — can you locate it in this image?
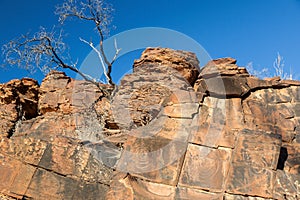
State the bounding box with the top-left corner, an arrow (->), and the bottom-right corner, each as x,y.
0,78 -> 39,138
133,47 -> 200,85
0,48 -> 299,199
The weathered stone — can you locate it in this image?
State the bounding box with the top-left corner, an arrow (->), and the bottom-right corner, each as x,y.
81,144 -> 116,185
163,103 -> 199,118
116,116 -> 190,185
273,170 -> 300,199
205,57 -> 237,66
224,194 -> 273,200
72,181 -> 109,200
0,78 -> 39,137
179,144 -> 231,192
189,97 -> 230,147
248,88 -> 292,104
0,153 -> 36,199
0,104 -> 17,138
246,76 -> 273,89
291,85 -> 300,102
39,71 -> 103,115
292,103 -> 300,117
0,194 -> 15,200
232,129 -> 282,170
38,139 -> 89,177
112,81 -> 174,129
176,187 -> 223,199
13,111 -> 106,143
106,173 -> 133,200
243,91 -> 297,142
113,56 -> 197,131
25,168 -> 78,199
134,47 -> 200,85
199,57 -> 250,79
195,76 -> 250,97
1,50 -> 300,199
107,174 -> 176,200
0,136 -> 47,165
283,144 -> 300,175
0,78 -> 39,119
226,163 -> 275,198
190,97 -> 241,148
118,133 -> 187,186
94,97 -> 119,129
13,113 -> 77,141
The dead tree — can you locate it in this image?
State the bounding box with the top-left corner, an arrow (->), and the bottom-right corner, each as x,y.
2,0 -> 119,94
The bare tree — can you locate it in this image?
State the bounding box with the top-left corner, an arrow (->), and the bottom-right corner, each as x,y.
246,52 -> 293,80
2,0 -> 119,94
55,0 -> 120,86
273,52 -> 293,80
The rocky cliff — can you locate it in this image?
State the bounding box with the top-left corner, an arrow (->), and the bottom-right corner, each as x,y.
0,48 -> 299,199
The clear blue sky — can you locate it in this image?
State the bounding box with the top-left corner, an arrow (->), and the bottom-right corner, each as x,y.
1,0 -> 300,83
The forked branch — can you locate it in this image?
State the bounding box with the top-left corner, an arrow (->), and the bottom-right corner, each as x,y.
56,0 -> 118,85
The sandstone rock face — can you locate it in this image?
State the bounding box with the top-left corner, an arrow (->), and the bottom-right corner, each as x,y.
0,72 -> 113,199
134,47 -> 200,85
0,78 -> 39,138
0,48 -> 299,199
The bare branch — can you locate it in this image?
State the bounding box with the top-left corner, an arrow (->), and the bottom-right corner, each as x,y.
273,52 -> 293,80
55,0 -> 113,34
2,27 -> 66,74
111,38 -> 121,65
55,0 -> 117,86
79,37 -> 110,83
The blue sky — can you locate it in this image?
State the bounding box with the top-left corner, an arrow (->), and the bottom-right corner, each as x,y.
1,0 -> 300,83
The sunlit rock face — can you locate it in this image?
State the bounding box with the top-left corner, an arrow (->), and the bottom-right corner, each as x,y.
0,48 -> 299,199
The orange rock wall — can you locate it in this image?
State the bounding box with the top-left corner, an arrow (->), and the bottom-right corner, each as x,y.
0,48 -> 299,199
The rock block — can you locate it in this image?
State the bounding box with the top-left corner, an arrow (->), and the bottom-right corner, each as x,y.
163,103 -> 199,118
225,163 -> 275,198
283,144 -> 300,175
13,114 -> 77,141
0,136 -> 47,165
0,78 -> 39,119
0,153 -> 36,199
273,170 -> 300,199
176,187 -> 223,199
25,168 -> 78,199
134,47 -> 200,85
39,71 -> 103,114
39,140 -> 89,177
106,173 -> 133,200
0,104 -> 17,138
72,181 -> 109,200
118,133 -> 187,186
107,175 -> 176,200
232,129 -> 282,170
195,76 -> 250,97
190,97 -> 242,148
200,57 -> 249,79
81,144 -> 116,185
224,194 -> 273,200
179,144 -> 231,192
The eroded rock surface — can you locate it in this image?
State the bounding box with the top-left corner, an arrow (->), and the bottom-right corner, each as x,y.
0,48 -> 299,199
